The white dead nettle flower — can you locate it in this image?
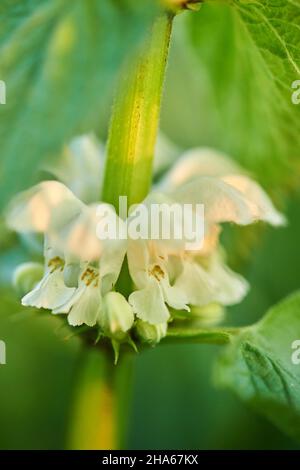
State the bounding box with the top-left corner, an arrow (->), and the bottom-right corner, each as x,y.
127,148 -> 286,325
128,238 -> 190,325
5,135 -> 286,341
6,179 -> 127,327
44,134 -> 104,204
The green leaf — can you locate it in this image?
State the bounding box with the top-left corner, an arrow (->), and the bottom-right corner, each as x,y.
232,0 -> 300,90
216,291 -> 300,441
0,0 -> 158,210
186,2 -> 300,188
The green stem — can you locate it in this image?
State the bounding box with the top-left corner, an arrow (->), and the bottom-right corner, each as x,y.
69,11 -> 175,450
68,348 -> 135,450
163,327 -> 241,345
102,11 -> 174,209
102,10 -> 174,296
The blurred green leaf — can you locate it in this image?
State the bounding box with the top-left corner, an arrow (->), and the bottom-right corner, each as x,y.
232,0 -> 300,90
185,2 -> 300,188
0,0 -> 158,210
216,291 -> 300,441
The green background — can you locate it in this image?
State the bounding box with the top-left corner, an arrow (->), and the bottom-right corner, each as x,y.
0,4 -> 299,449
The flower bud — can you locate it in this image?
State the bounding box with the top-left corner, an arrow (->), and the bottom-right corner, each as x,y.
135,319 -> 167,345
190,303 -> 225,326
163,0 -> 201,13
13,262 -> 44,296
100,292 -> 134,341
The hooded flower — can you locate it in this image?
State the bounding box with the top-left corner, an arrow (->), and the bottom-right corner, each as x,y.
6,135 -> 286,342
127,147 -> 286,324
44,134 -> 104,204
128,238 -> 190,325
6,168 -> 127,327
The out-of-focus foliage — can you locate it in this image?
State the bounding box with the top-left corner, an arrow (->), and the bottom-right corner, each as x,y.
0,0 -> 158,210
162,2 -> 300,190
0,0 -> 299,451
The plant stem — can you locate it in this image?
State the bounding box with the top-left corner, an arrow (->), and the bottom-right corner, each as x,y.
73,10 -> 175,451
68,348 -> 135,450
102,10 -> 174,296
102,11 -> 174,209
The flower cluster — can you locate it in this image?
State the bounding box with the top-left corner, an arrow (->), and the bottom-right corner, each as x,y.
6,136 -> 285,350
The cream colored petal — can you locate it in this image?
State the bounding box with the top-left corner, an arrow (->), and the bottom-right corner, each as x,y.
57,204 -> 102,261
127,239 -> 150,288
174,255 -> 248,308
53,279 -> 86,314
129,277 -> 170,325
200,225 -> 221,256
54,203 -> 125,263
206,254 -> 249,306
222,175 -> 286,226
160,277 -> 189,311
173,260 -> 219,307
159,148 -> 242,191
67,283 -> 102,327
21,269 -> 76,310
44,134 -> 104,204
170,176 -> 263,226
6,181 -> 83,233
97,206 -> 127,293
130,192 -> 188,255
99,239 -> 127,294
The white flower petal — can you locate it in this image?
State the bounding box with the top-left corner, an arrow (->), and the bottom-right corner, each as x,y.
97,207 -> 127,292
67,283 -> 102,327
44,134 -> 104,204
22,269 -> 76,310
174,260 -> 219,307
127,239 -> 150,288
99,239 -> 127,294
160,277 -> 189,311
159,148 -> 242,191
170,176 -> 265,226
53,279 -> 86,314
52,203 -> 127,265
129,277 -> 170,324
207,255 -> 249,305
6,181 -> 83,233
222,175 -> 286,226
55,204 -> 104,262
174,254 -> 249,307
